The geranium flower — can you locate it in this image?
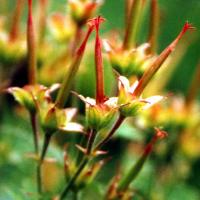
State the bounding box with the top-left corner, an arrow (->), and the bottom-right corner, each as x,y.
117,75 -> 164,117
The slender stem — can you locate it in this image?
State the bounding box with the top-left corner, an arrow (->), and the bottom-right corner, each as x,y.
40,133 -> 52,164
185,63 -> 200,108
86,129 -> 97,155
30,112 -> 42,195
94,114 -> 125,151
36,164 -> 42,196
27,0 -> 37,84
133,22 -> 194,97
9,0 -> 23,42
95,17 -> 105,104
72,190 -> 78,200
55,26 -> 94,108
36,133 -> 52,194
123,0 -> 143,49
30,112 -> 39,154
148,0 -> 159,53
59,130 -> 97,199
60,158 -> 88,200
75,135 -> 87,166
117,128 -> 167,192
38,0 -> 48,44
125,0 -> 132,27
70,25 -> 82,56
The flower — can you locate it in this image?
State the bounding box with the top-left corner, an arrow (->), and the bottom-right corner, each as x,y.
74,93 -> 118,131
7,84 -> 83,135
117,76 -> 164,117
68,0 -> 103,26
104,41 -> 155,77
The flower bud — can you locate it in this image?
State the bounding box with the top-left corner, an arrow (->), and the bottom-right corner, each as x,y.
40,105 -> 58,134
68,0 -> 103,26
108,43 -> 153,77
86,102 -> 116,131
48,14 -> 76,42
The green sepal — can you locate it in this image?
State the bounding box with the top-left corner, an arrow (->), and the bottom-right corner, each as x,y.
7,87 -> 36,113
86,105 -> 116,131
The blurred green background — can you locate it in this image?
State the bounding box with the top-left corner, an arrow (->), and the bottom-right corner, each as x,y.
1,0 -> 200,199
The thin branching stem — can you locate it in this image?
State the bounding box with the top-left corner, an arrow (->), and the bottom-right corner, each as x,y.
59,129 -> 97,199
94,114 -> 125,151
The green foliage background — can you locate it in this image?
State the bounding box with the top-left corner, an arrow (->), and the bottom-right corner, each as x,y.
0,0 -> 200,199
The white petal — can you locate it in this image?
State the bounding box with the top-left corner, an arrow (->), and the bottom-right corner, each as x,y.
49,83 -> 60,93
129,80 -> 139,94
102,39 -> 112,52
118,76 -> 130,92
64,108 -> 77,122
85,97 -> 96,106
143,95 -> 164,110
104,97 -> 118,108
59,122 -> 84,133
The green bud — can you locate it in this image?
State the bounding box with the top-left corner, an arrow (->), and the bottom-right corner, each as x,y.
119,100 -> 145,117
107,43 -> 154,78
86,104 -> 116,131
41,105 -> 58,134
68,0 -> 103,26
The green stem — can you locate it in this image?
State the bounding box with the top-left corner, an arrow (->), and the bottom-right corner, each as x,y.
40,133 -> 52,164
75,135 -> 87,166
185,63 -> 200,108
123,0 -> 143,49
60,158 -> 88,200
87,129 -> 97,155
94,115 -> 125,151
59,130 -> 97,199
55,26 -> 94,108
117,153 -> 148,192
38,0 -> 48,44
37,133 -> 52,194
30,112 -> 39,154
30,112 -> 42,195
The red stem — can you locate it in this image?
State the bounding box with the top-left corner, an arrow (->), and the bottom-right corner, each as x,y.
27,0 -> 37,84
9,0 -> 24,42
133,22 -> 194,97
95,17 -> 105,104
148,0 -> 159,53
